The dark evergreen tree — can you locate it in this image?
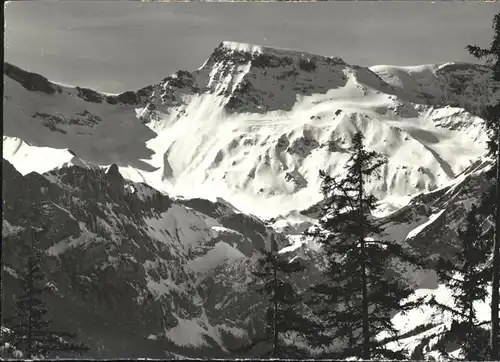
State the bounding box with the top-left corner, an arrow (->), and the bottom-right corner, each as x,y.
253,249 -> 311,358
231,243 -> 313,358
4,229 -> 88,359
467,13 -> 500,359
427,205 -> 491,360
305,132 -> 423,359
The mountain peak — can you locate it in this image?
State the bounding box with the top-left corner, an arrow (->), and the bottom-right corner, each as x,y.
154,41 -> 352,115
209,41 -> 346,67
220,41 -> 263,54
218,41 -> 342,62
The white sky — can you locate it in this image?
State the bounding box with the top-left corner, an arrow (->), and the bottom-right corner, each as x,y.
4,1 -> 498,93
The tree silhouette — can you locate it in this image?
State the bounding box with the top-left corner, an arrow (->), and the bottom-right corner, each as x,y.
467,12 -> 500,359
3,228 -> 88,359
231,241 -> 313,358
427,205 -> 491,360
305,132 -> 423,359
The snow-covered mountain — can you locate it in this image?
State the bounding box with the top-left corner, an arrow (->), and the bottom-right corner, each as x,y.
4,42 -> 496,220
2,158 -> 286,358
3,41 -> 499,358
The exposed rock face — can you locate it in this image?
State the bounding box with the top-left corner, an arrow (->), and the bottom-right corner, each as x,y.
2,160 -> 285,358
3,61 -> 156,108
4,62 -> 62,95
143,41 -> 355,115
113,85 -> 155,106
76,87 -> 104,103
32,111 -> 102,133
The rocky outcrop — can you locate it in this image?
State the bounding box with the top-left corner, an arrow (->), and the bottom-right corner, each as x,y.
112,85 -> 155,106
3,62 -> 156,110
32,111 -> 102,133
75,86 -> 104,103
4,62 -> 62,95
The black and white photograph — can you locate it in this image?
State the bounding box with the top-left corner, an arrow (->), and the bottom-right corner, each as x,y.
2,0 -> 500,360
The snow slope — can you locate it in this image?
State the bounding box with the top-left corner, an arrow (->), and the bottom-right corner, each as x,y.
385,282 -> 494,359
3,42 -> 495,223
3,136 -> 82,175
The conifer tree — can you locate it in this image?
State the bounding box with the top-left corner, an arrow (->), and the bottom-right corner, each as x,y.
467,13 -> 500,359
305,132 -> 423,359
4,228 -> 88,359
428,205 -> 491,360
252,249 -> 312,358
231,243 -> 313,358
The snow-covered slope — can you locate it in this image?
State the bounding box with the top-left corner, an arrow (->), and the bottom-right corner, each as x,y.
3,41 -> 496,222
3,62 -> 156,172
371,62 -> 499,115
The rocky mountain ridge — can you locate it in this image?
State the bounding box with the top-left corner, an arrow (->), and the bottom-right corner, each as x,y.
2,158 -> 286,358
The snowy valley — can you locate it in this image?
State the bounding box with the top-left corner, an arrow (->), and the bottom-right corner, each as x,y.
2,41 -> 499,359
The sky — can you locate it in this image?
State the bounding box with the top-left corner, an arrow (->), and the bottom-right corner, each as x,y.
4,1 -> 498,94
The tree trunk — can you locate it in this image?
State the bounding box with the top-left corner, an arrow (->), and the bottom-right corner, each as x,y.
359,162 -> 370,359
464,239 -> 474,333
27,257 -> 33,359
273,255 -> 279,358
468,261 -> 475,359
491,130 -> 500,359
